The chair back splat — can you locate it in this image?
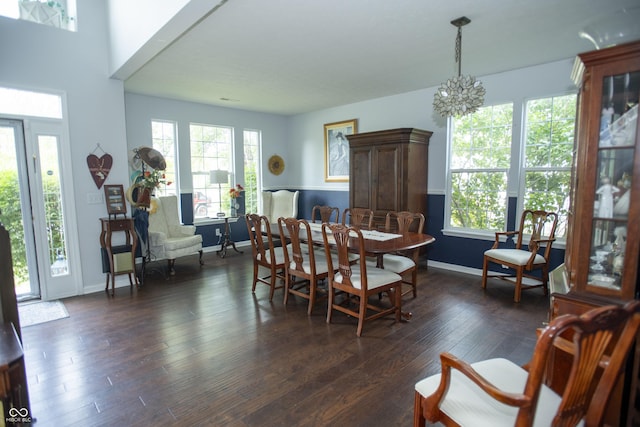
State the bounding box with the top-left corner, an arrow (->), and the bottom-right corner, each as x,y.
413,300 -> 640,427
311,205 -> 340,224
341,208 -> 374,230
482,209 -> 558,302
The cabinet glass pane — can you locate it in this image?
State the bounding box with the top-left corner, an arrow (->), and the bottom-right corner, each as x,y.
588,70 -> 639,291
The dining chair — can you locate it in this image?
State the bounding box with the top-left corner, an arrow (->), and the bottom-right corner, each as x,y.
376,211 -> 425,298
341,208 -> 374,230
481,209 -> 558,302
413,300 -> 640,427
245,213 -> 286,301
321,223 -> 402,336
311,205 -> 340,224
279,217 -> 335,315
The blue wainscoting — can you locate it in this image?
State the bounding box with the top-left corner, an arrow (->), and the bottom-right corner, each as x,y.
183,189 -> 565,273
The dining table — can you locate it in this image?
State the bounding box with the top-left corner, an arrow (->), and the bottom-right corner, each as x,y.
271,220 -> 436,320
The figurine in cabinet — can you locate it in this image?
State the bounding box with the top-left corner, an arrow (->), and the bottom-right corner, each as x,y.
595,176 -> 619,218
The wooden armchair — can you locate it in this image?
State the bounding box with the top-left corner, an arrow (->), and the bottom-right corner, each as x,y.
311,205 -> 340,224
414,300 -> 640,427
481,209 -> 558,302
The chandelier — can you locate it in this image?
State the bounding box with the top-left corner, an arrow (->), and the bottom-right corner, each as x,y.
433,16 -> 485,118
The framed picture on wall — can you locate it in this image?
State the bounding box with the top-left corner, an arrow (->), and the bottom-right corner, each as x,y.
104,184 -> 126,215
324,119 -> 357,182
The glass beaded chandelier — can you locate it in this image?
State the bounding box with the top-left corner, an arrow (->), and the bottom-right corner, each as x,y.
433,16 -> 486,118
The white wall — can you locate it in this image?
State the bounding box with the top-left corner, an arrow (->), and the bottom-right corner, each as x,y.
287,59 -> 578,193
124,93 -> 289,191
0,0 -> 131,296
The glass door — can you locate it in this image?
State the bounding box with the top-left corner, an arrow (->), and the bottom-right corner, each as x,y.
0,119 -> 40,299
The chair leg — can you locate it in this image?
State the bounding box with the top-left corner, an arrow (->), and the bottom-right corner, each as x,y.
307,279 -> 316,315
251,263 -> 259,293
356,295 -> 367,337
414,391 -> 426,427
326,285 -> 334,324
481,256 -> 489,289
542,266 -> 549,296
198,250 -> 204,265
514,268 -> 523,303
268,267 -> 276,301
283,272 -> 291,305
411,270 -> 418,298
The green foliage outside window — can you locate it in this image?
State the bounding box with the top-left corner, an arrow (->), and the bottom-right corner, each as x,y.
448,94 -> 576,235
449,103 -> 513,230
0,170 -> 27,283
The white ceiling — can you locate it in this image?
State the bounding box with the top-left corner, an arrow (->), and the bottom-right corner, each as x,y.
121,0 -> 640,116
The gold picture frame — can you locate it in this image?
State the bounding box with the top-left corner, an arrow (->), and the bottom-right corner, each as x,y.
324,119 -> 357,182
104,184 -> 126,215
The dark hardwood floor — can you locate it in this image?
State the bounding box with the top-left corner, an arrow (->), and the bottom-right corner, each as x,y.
21,251 -> 549,426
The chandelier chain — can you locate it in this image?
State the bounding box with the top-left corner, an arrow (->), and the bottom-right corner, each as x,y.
455,26 -> 462,77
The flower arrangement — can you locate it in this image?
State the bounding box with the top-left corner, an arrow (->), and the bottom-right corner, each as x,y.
141,169 -> 171,189
229,184 -> 244,199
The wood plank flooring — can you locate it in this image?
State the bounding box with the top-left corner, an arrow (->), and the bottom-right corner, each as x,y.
20,252 -> 549,426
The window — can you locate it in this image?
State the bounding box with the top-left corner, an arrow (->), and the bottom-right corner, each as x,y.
521,94 -> 576,237
447,103 -> 513,231
243,129 -> 261,215
151,120 -> 177,197
190,124 -> 233,219
0,0 -> 77,31
446,94 -> 576,239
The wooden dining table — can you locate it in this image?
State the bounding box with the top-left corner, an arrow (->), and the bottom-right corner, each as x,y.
271,221 -> 436,320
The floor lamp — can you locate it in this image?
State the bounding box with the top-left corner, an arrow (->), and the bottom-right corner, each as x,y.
209,170 -> 229,216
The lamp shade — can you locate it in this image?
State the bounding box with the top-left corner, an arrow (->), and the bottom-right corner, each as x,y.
209,170 -> 229,185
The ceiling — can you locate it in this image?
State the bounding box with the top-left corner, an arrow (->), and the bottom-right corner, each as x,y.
121,0 -> 640,116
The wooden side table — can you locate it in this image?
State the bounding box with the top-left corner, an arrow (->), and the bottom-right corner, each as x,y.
217,216 -> 243,258
100,217 -> 138,296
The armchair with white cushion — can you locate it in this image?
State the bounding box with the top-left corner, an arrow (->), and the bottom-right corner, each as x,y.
148,195 -> 203,275
261,190 -> 299,223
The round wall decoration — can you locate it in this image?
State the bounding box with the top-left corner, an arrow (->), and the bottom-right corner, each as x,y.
268,154 -> 285,175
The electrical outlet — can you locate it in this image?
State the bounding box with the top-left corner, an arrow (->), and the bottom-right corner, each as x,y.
215,228 -> 221,236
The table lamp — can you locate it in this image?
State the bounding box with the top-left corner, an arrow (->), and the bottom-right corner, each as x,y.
209,170 -> 229,216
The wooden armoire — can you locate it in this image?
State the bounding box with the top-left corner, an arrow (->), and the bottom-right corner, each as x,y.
346,128 -> 432,227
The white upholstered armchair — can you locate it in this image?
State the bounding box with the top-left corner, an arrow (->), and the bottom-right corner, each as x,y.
148,195 -> 203,274
261,190 -> 299,223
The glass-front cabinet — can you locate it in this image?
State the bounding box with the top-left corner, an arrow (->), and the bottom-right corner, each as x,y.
566,41 -> 640,301
551,41 -> 640,425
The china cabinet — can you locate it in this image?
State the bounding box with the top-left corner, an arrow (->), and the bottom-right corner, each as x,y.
551,40 -> 640,426
563,40 -> 640,302
346,128 -> 432,228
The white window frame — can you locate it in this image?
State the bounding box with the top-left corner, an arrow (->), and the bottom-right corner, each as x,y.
189,123 -> 234,222
444,94 -> 576,246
